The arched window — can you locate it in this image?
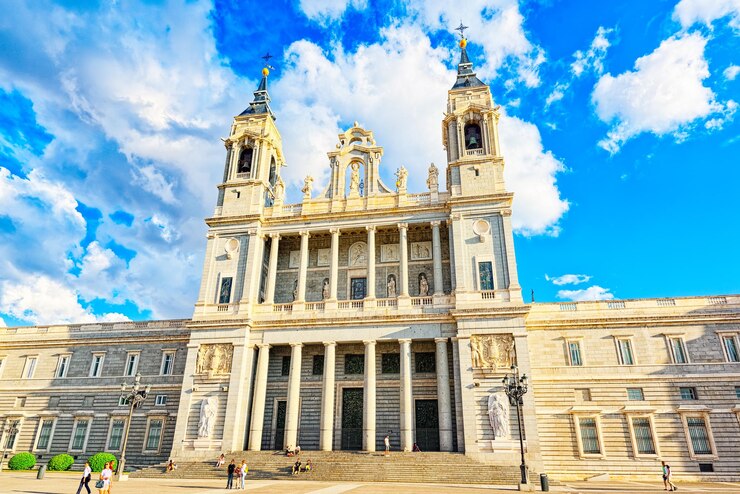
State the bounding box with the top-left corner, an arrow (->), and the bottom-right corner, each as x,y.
237,147 -> 253,175
268,157 -> 277,187
464,123 -> 482,150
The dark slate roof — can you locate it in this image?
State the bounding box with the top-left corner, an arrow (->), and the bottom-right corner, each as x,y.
451,45 -> 486,89
239,75 -> 276,119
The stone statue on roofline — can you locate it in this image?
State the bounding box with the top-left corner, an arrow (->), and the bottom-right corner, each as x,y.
395,166 -> 408,192
427,163 -> 439,192
302,175 -> 313,200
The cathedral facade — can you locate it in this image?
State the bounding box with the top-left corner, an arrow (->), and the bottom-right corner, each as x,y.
1,39 -> 739,482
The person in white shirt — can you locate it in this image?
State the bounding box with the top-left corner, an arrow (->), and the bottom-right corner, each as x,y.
76,462 -> 92,494
99,462 -> 113,494
384,435 -> 390,455
240,460 -> 248,489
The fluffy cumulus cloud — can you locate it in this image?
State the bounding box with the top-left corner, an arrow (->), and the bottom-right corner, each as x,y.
673,0 -> 740,28
572,26 -> 614,77
592,33 -> 729,153
545,273 -> 592,285
724,65 -> 740,80
298,0 -> 367,24
557,285 -> 615,301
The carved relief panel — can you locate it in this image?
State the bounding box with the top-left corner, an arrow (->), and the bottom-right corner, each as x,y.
470,334 -> 516,371
196,344 -> 233,375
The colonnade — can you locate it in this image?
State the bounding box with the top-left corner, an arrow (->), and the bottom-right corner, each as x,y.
247,338 -> 454,452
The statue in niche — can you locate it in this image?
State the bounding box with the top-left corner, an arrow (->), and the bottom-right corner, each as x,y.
292,279 -> 298,301
349,162 -> 361,196
387,274 -> 397,298
198,396 -> 219,438
395,166 -> 408,191
470,334 -> 516,370
426,163 -> 439,191
301,175 -> 314,200
349,242 -> 367,266
418,273 -> 429,297
196,344 -> 233,375
488,391 -> 510,439
274,176 -> 285,203
322,278 -> 330,300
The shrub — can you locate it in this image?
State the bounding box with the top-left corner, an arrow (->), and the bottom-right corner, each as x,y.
8,452 -> 36,470
48,453 -> 75,471
87,453 -> 117,472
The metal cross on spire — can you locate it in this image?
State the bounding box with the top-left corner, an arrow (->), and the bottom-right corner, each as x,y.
455,21 -> 469,38
261,52 -> 273,64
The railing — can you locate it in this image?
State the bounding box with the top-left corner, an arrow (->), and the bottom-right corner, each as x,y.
305,302 -> 325,311
559,303 -> 577,311
480,291 -> 496,300
216,304 -> 231,312
465,148 -> 485,156
411,297 -> 433,306
236,172 -> 250,180
338,301 -> 364,310
708,296 -> 727,305
377,298 -> 398,308
657,299 -> 676,307
273,303 -> 293,312
407,192 -> 431,203
280,204 -> 303,216
607,301 -> 626,309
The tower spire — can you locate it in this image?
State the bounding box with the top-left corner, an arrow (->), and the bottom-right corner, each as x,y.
239,52 -> 276,119
451,23 -> 485,90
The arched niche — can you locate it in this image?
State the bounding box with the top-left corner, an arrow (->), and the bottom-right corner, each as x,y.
464,123 -> 482,150
237,146 -> 253,175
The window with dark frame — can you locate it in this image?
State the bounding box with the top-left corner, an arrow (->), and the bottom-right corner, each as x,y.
415,352 -> 436,373
382,353 -> 400,374
218,277 -> 233,304
680,387 -> 698,400
627,388 -> 645,401
478,261 -> 494,291
312,355 -> 324,375
281,356 -> 291,376
344,354 -> 364,375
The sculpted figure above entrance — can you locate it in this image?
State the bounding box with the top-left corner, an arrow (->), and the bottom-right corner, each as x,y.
196,344 -> 233,375
471,334 -> 516,370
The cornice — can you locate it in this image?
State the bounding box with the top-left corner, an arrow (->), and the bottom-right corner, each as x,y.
525,311 -> 740,331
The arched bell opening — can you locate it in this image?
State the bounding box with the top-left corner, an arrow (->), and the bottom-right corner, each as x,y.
236,146 -> 253,176
464,123 -> 482,150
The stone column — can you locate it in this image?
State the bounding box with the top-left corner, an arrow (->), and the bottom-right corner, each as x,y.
399,338 -> 413,452
456,117 -> 464,158
451,337 -> 464,451
221,341 -> 254,452
296,231 -> 310,303
320,341 -> 336,451
363,340 -> 376,452
482,114 -> 490,155
435,338 -> 453,451
284,343 -> 303,449
447,221 -> 456,293
329,228 -> 340,301
501,210 -> 522,301
398,223 -> 409,297
265,234 -> 280,304
248,344 -> 271,451
366,226 -> 376,300
431,221 -> 444,296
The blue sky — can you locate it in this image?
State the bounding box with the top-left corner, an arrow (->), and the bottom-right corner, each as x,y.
0,0 -> 738,326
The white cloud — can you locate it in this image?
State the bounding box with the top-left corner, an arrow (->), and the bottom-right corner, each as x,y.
592,33 -> 726,153
132,164 -> 178,205
545,82 -> 569,108
724,65 -> 740,80
298,0 -> 367,24
557,285 -> 615,301
673,0 -> 740,29
572,26 -> 614,77
546,274 -> 592,286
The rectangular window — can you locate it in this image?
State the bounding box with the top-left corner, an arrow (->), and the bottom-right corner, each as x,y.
4,420 -> 20,449
736,386 -> 740,399
568,341 -> 583,366
155,395 -> 167,406
414,352 -> 436,373
82,396 -> 94,408
160,352 -> 175,375
312,355 -> 324,376
56,355 -> 70,378
24,357 -> 38,379
575,388 -> 592,402
687,417 -> 712,455
579,418 -> 601,454
344,354 -> 364,375
36,419 -> 54,450
382,353 -> 400,374
627,388 -> 645,401
632,417 -> 656,454
108,419 -> 125,450
48,396 -> 60,408
118,396 -> 128,407
145,419 -> 163,451
723,336 -> 740,362
671,338 -> 688,364
125,353 -> 139,377
71,419 -> 89,451
218,277 -> 233,304
478,261 -> 494,290
680,387 -> 698,400
618,339 -> 635,365
15,397 -> 26,408
90,354 -> 104,377
281,356 -> 291,376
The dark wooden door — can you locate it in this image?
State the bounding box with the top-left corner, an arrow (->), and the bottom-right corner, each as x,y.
415,399 -> 440,451
350,278 -> 367,300
274,400 -> 286,449
341,388 -> 363,450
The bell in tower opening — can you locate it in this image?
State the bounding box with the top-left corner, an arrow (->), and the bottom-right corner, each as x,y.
465,123 -> 482,150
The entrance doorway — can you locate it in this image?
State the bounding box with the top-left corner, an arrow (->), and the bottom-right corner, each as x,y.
341,388 -> 363,450
350,278 -> 366,300
274,400 -> 286,449
415,399 -> 440,451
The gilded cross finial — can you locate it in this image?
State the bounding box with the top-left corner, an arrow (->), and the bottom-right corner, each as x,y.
455,21 -> 469,39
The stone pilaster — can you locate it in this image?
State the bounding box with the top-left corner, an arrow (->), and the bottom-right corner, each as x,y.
366,226 -> 376,300
221,341 -> 253,452
363,340 -> 376,452
248,344 -> 270,451
456,336 -> 479,453
431,221 -> 444,296
296,230 -> 310,305
171,342 -> 199,456
399,338 -> 413,452
320,341 -> 336,451
435,337 -> 453,451
398,223 -> 409,298
329,228 -> 340,301
265,234 -> 280,304
284,343 -> 303,449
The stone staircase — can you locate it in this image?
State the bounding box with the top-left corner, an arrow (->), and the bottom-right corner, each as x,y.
130,450 -> 527,484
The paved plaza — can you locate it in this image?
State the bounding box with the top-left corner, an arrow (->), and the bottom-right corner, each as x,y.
2,472 -> 740,494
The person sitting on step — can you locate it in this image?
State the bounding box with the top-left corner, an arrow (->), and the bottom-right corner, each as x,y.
301,459 -> 312,473
292,460 -> 301,475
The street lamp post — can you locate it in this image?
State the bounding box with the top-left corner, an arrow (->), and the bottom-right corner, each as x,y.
116,373 -> 150,481
0,420 -> 20,473
502,365 -> 529,485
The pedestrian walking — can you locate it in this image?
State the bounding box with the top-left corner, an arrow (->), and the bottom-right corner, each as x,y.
98,462 -> 113,494
226,459 -> 236,489
76,462 -> 92,494
384,434 -> 390,455
662,461 -> 678,491
240,459 -> 248,489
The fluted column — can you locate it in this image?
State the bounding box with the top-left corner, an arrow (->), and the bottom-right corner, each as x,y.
363,340 -> 376,452
435,337 -> 453,451
265,233 -> 280,303
329,228 -> 340,300
320,341 -> 336,451
296,231 -> 310,303
431,221 -> 443,296
284,343 -> 303,449
248,344 -> 271,450
398,223 -> 409,297
366,226 -> 376,299
399,338 -> 413,451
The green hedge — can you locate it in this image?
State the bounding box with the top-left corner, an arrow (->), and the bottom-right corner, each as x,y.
87,453 -> 117,472
48,453 -> 75,471
8,452 -> 36,470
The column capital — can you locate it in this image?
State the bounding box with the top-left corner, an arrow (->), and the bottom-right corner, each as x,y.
501,209 -> 512,217
365,225 -> 377,232
398,338 -> 412,345
363,340 -> 376,346
450,213 -> 462,221
434,337 -> 449,344
269,233 -> 281,240
330,227 -> 341,235
257,343 -> 272,350
299,230 -> 311,237
430,220 -> 442,228
397,222 -> 408,231
289,342 -> 303,348
323,341 -> 337,347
